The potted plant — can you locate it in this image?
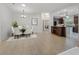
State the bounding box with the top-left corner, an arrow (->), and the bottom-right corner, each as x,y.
12,21 -> 18,27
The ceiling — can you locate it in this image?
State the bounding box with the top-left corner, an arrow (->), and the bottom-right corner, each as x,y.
7,3 -> 79,14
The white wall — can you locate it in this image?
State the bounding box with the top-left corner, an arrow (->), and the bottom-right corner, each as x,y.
0,4 -> 12,41
12,13 -> 43,33
12,12 -> 53,33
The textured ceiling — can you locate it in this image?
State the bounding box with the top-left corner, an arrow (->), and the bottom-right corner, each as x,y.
7,3 -> 79,14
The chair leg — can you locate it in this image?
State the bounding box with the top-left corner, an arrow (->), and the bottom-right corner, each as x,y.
29,34 -> 30,36
17,35 -> 20,39
19,35 -> 21,38
14,35 -> 19,39
14,35 -> 16,39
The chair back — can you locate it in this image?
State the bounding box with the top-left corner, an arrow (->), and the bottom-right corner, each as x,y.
12,27 -> 21,35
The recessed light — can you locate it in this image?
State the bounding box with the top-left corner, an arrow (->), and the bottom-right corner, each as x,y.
21,4 -> 26,7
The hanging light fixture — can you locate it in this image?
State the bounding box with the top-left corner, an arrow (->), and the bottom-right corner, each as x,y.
20,9 -> 26,18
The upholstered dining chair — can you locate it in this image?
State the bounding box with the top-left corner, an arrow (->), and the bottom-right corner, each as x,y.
11,27 -> 22,38
24,26 -> 33,36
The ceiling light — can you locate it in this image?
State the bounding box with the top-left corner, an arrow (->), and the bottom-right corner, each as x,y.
21,4 -> 26,7
20,15 -> 26,18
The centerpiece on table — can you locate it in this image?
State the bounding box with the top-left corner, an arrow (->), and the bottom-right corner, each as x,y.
19,26 -> 26,36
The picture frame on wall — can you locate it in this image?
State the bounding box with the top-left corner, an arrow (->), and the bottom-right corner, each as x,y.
31,18 -> 38,25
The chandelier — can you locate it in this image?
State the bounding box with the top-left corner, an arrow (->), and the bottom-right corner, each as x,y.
20,9 -> 26,18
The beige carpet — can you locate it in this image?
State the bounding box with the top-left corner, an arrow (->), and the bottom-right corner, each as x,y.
7,34 -> 37,41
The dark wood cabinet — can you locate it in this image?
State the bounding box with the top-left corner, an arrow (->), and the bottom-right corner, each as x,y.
51,26 -> 66,37
52,16 -> 66,37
